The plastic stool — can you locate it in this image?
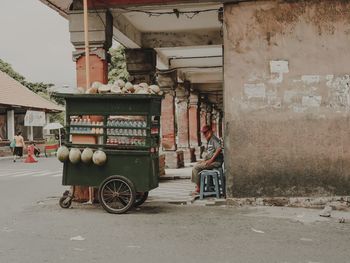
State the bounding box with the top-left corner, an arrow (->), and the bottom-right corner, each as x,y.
199,170 -> 220,200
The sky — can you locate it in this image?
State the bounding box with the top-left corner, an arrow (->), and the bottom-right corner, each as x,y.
0,0 -> 76,88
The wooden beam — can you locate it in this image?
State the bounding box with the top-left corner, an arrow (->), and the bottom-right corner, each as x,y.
142,29 -> 222,48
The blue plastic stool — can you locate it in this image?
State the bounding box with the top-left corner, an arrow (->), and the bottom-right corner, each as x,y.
199,165 -> 226,200
199,170 -> 220,200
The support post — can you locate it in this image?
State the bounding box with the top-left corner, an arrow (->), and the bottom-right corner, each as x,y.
188,92 -> 200,162
158,71 -> 183,168
199,101 -> 207,145
69,9 -> 112,201
7,110 -> 14,141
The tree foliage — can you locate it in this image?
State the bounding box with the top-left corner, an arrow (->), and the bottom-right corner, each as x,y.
108,45 -> 129,83
0,58 -> 63,105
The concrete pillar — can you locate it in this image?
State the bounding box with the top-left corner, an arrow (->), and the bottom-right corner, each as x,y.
125,48 -> 156,84
69,9 -> 113,88
176,84 -> 189,149
176,83 -> 191,163
158,72 -> 177,151
7,110 -> 14,141
157,71 -> 184,169
44,114 -> 50,136
28,127 -> 34,141
188,92 -> 200,148
161,90 -> 176,150
69,9 -> 112,201
199,102 -> 207,145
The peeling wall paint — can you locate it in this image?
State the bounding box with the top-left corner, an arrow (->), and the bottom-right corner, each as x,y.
244,83 -> 266,99
327,75 -> 350,110
224,0 -> 350,197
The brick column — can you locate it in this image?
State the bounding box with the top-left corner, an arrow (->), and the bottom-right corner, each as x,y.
176,83 -> 191,163
75,49 -> 109,87
69,10 -> 112,89
176,84 -> 189,149
69,9 -> 112,201
158,72 -> 177,151
158,72 -> 183,169
161,89 -> 176,150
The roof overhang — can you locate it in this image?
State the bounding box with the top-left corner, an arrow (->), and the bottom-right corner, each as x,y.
39,0 -> 228,110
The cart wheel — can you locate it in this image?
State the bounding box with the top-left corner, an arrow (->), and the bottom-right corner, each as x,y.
134,192 -> 149,207
98,176 -> 136,214
59,196 -> 72,209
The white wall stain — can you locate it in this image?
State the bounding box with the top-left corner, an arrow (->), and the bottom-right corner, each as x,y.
270,61 -> 289,73
284,90 -> 298,104
244,83 -> 266,99
292,105 -> 307,113
327,75 -> 350,110
302,95 -> 322,107
269,60 -> 289,84
301,75 -> 320,84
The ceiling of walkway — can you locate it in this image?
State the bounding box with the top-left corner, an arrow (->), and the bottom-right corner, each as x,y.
40,0 -> 224,109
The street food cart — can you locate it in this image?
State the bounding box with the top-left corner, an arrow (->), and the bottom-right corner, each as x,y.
57,93 -> 162,214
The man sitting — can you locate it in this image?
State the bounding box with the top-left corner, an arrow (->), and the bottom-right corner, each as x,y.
191,125 -> 223,195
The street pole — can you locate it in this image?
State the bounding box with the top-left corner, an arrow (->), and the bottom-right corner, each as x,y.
83,0 -> 90,90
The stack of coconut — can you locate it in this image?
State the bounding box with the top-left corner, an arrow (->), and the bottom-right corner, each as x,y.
57,146 -> 107,166
82,79 -> 163,95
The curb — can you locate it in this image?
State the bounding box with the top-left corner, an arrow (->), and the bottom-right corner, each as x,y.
159,175 -> 191,181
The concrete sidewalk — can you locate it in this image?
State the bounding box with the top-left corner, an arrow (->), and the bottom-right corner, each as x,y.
149,164 -> 195,204
149,163 -> 226,206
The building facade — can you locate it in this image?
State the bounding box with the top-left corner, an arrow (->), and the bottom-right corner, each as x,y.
40,0 -> 350,198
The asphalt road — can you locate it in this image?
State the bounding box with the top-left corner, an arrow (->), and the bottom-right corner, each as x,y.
0,158 -> 349,263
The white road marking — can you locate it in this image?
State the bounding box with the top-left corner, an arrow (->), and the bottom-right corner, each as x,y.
0,170 -> 63,178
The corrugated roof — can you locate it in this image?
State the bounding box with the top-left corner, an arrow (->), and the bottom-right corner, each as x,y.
0,71 -> 64,112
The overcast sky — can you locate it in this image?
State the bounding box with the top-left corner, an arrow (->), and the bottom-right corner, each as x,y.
0,0 -> 76,88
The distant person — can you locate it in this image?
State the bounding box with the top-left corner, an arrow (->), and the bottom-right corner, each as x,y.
25,141 -> 38,163
13,131 -> 25,162
191,125 -> 223,195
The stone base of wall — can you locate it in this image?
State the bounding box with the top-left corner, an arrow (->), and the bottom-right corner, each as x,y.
0,146 -> 12,157
163,150 -> 184,169
227,196 -> 350,211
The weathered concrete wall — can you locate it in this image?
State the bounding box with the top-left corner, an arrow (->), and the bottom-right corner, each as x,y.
224,0 -> 350,197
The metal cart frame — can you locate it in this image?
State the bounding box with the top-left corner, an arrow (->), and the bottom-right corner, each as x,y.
56,93 -> 162,214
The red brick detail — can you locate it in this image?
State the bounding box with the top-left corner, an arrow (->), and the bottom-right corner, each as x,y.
161,93 -> 176,150
76,53 -> 108,89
